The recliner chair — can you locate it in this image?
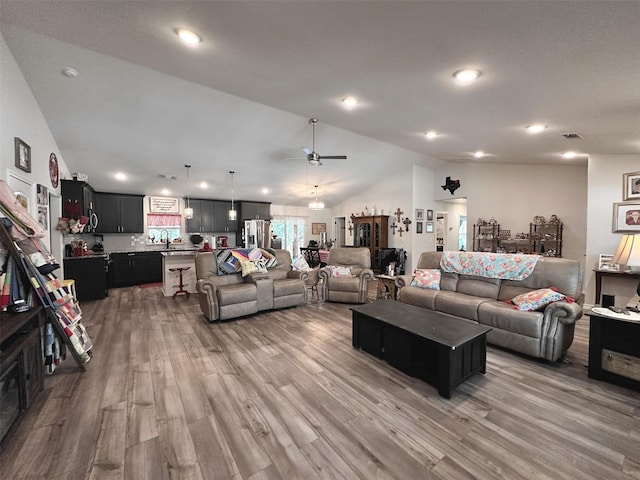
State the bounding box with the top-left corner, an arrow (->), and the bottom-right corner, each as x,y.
318,247 -> 374,303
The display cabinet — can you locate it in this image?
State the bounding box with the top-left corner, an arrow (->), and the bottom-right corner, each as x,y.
351,215 -> 389,271
529,222 -> 563,257
472,223 -> 500,252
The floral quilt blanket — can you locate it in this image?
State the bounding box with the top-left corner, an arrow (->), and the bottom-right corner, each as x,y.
440,251 -> 540,281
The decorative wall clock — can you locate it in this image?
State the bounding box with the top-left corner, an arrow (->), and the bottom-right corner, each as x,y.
49,153 -> 59,188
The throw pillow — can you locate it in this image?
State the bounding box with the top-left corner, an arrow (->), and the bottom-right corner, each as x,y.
509,287 -> 568,311
410,269 -> 441,290
329,265 -> 353,278
240,259 -> 268,277
292,256 -> 312,271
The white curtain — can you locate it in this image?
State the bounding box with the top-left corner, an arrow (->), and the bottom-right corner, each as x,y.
271,215 -> 307,258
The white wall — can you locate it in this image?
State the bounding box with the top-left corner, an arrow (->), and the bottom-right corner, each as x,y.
586,154 -> 640,305
1,32 -> 71,262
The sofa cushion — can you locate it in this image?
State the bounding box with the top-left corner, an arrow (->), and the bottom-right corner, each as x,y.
327,277 -> 360,292
478,301 -> 544,338
273,278 -> 305,297
435,291 -> 492,321
410,269 -> 441,290
216,283 -> 257,305
292,256 -> 311,271
509,288 -> 567,311
329,265 -> 352,278
398,285 -> 437,310
456,275 -> 502,299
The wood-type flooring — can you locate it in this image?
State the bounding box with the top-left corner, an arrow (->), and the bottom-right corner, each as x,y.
1,282 -> 639,479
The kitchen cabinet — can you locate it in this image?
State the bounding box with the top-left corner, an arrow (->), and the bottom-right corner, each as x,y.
94,192 -> 144,233
63,256 -> 108,300
239,201 -> 271,221
351,215 -> 389,271
186,199 -> 238,233
109,251 -> 163,287
61,179 -> 95,220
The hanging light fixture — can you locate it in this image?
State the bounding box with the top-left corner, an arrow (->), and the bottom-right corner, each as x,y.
309,185 -> 324,210
228,170 -> 237,221
183,164 -> 193,219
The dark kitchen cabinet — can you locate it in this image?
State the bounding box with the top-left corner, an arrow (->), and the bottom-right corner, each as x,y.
63,257 -> 108,301
61,179 -> 95,220
239,201 -> 271,221
185,199 -> 214,234
109,252 -> 162,287
94,193 -> 144,233
214,200 -> 237,232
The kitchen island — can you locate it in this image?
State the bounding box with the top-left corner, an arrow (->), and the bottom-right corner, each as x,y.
161,251 -> 197,297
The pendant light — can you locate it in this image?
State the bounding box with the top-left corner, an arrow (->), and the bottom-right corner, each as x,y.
309,185 -> 324,210
228,170 -> 237,221
183,164 -> 193,219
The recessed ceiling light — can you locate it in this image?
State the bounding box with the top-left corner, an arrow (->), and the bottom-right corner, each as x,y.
114,172 -> 127,181
473,150 -> 485,158
174,28 -> 202,46
526,124 -> 547,134
61,67 -> 78,78
424,130 -> 439,140
161,188 -> 171,195
562,151 -> 577,159
453,69 -> 481,84
342,96 -> 358,109
262,188 -> 269,194
199,182 -> 208,189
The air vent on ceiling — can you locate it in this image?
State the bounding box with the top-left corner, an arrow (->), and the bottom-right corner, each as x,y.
159,174 -> 178,180
561,132 -> 582,139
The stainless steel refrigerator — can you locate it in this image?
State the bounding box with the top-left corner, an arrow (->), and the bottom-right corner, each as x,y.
243,219 -> 271,249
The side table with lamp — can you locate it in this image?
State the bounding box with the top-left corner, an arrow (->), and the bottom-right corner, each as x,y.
587,234 -> 640,392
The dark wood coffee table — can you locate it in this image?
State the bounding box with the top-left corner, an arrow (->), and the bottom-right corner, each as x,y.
351,300 -> 492,398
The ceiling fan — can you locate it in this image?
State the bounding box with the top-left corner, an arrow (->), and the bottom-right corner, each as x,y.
301,118 -> 347,166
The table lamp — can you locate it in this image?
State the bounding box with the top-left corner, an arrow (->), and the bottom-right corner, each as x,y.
611,234 -> 640,311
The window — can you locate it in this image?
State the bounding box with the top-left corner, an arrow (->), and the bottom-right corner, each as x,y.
147,213 -> 182,244
271,215 -> 307,258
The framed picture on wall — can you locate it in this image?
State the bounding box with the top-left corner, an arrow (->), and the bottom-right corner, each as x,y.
426,222 -> 434,233
312,223 -> 326,234
426,209 -> 434,221
623,171 -> 640,201
415,209 -> 424,220
612,202 -> 640,232
14,137 -> 31,173
416,221 -> 423,234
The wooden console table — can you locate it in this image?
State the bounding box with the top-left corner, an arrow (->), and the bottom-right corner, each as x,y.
594,269 -> 640,304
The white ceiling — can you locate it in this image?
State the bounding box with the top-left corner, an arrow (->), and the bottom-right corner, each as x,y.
2,1 -> 639,207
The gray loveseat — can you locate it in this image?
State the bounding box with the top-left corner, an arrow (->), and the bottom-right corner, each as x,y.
195,249 -> 308,321
395,251 -> 584,361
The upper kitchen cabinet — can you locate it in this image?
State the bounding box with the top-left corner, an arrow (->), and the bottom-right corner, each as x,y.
61,179 -> 95,220
185,199 -> 215,233
94,192 -> 144,233
214,200 -> 237,233
239,201 -> 271,221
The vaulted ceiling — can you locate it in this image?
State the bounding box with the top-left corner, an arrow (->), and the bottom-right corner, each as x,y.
2,1 -> 638,206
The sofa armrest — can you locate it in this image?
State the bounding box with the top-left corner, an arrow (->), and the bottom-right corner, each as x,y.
356,268 -> 375,281
544,300 -> 584,325
395,274 -> 413,288
196,278 -> 220,322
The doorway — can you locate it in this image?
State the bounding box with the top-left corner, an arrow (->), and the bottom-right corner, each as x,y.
334,217 -> 346,247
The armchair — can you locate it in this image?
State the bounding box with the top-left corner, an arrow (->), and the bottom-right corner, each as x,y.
318,247 -> 374,303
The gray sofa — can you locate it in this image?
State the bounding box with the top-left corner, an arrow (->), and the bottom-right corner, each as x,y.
395,252 -> 584,361
195,249 -> 308,321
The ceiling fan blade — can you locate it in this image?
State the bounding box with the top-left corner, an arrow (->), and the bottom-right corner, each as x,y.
318,155 -> 347,160
302,147 -> 312,155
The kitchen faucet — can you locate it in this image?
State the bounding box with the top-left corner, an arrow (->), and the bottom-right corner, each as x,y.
160,229 -> 170,249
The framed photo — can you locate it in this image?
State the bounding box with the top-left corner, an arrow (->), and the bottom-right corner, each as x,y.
623,171 -> 640,201
416,221 -> 423,234
426,209 -> 434,221
312,222 -> 326,234
14,137 -> 31,173
598,254 -> 620,272
37,206 -> 48,230
415,209 -> 424,221
426,221 -> 434,233
612,202 -> 640,232
37,184 -> 49,206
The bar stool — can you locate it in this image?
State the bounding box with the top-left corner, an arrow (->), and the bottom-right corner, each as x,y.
61,279 -> 77,300
169,267 -> 190,299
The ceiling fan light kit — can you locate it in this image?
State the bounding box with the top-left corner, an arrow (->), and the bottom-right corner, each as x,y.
304,118 -> 347,167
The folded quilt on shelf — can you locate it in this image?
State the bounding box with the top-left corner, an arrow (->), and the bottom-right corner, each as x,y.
440,251 -> 540,281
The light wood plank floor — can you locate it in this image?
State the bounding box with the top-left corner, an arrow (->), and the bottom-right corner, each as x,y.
1,283 -> 639,480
